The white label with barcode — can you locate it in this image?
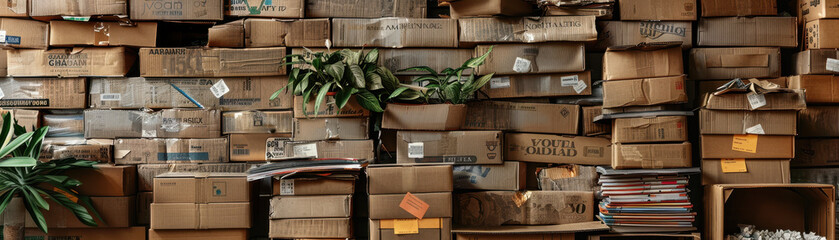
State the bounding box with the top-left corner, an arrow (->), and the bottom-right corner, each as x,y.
100,93 -> 121,101
560,75 -> 579,86
573,80 -> 587,94
0,30 -> 7,43
745,124 -> 765,135
408,142 -> 424,158
279,179 -> 294,195
293,143 -> 318,158
746,92 -> 766,109
828,58 -> 839,72
489,77 -> 511,89
265,137 -> 286,160
232,148 -> 249,156
210,79 -> 230,98
513,57 -> 531,73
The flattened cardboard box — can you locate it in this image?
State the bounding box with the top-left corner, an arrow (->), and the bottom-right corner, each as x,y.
368,192 -> 452,219
453,161 -> 526,191
26,196 -> 135,228
801,0 -> 839,23
506,133 -> 612,165
700,134 -> 794,159
305,0 -> 426,18
137,163 -> 250,192
538,165 -> 599,192
29,0 -> 127,16
448,0 -> 535,18
701,90 -> 806,110
458,16 -> 597,43
701,159 -> 789,185
795,138 -> 839,167
154,172 -> 249,203
150,202 -> 251,229
603,47 -> 682,80
617,0 -> 696,20
209,18 -> 329,47
269,218 -> 352,239
85,109 -> 221,139
382,104 -> 466,131
27,227 -> 146,240
582,106 -> 611,136
700,110 -> 797,135
805,19 -> 839,49
50,21 -> 157,47
701,0 -> 776,17
789,75 -> 839,103
332,18 -> 458,48
8,47 -> 135,77
284,140 -> 374,160
269,194 -> 352,219
464,101 -> 579,135
602,75 -> 687,108
594,21 -> 692,50
40,143 -> 113,163
454,191 -> 593,227
379,48 -> 473,75
64,164 -> 136,196
130,0 -> 223,20
798,106 -> 839,137
483,72 -> 592,99
792,49 -> 839,75
371,218 -> 451,240
225,0 -> 304,18
367,165 -> 453,194
475,43 -> 585,75
0,77 -> 86,109
223,111 -> 293,134
612,116 -> 687,143
293,117 -> 369,141
272,177 -> 356,195
612,142 -> 691,169
698,17 -> 796,47
229,133 -> 290,161
139,47 -> 286,77
396,131 -> 503,165
114,138 -> 229,164
689,47 -> 780,80
293,95 -> 370,118
0,18 -> 47,49
0,0 -> 26,17
149,229 -> 248,240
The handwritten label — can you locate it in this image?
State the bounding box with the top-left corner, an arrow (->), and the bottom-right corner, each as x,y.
513,57 -> 531,73
399,192 -> 429,219
721,159 -> 748,173
731,134 -> 758,153
393,219 -> 420,235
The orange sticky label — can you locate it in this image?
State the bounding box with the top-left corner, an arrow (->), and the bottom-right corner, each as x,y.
399,192 -> 429,219
721,159 -> 748,173
53,187 -> 78,203
393,219 -> 419,235
731,134 -> 758,153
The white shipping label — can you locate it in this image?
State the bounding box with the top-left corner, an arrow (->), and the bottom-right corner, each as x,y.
100,93 -> 121,101
746,92 -> 767,109
560,75 -> 579,86
279,179 -> 294,195
573,80 -> 587,94
0,88 -> 5,99
293,143 -> 318,158
265,137 -> 286,160
745,124 -> 766,135
0,30 -> 7,43
210,79 -> 230,98
489,77 -> 511,89
407,142 -> 424,158
513,57 -> 532,73
827,58 -> 839,72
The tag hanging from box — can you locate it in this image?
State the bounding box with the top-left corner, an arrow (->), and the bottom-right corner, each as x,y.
721,159 -> 748,173
393,219 -> 420,235
210,79 -> 230,98
399,192 -> 430,219
731,134 -> 758,153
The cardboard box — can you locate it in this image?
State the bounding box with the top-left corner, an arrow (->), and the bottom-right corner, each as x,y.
293,117 -> 369,141
700,134 -> 794,159
506,133 -> 612,165
588,233 -> 700,240
29,0 -> 127,16
799,106 -> 839,137
154,172 -> 248,203
40,143 -> 113,163
700,0 -> 776,16
0,49 -> 7,76
114,138 -> 229,164
612,142 -> 691,169
26,227 -> 145,240
331,18 -> 457,48
701,109 -> 798,135
27,196 -> 135,228
223,111 -> 293,134
482,72 -> 592,99
305,0 -> 426,18
806,19 -> 839,49
396,131 -> 503,165
695,78 -> 788,104
130,0 -> 223,20
0,0 -> 26,17
382,104 -> 465,131
704,184 -> 835,240
789,75 -> 839,103
464,101 -> 579,135
617,0 -> 695,20
139,47 -> 285,77
137,163 -> 250,192
603,46 -> 683,80
700,90 -> 806,111
795,138 -> 839,167
801,0 -> 839,22
272,177 -> 356,196
701,159 -> 790,185
689,47 -> 781,80
581,106 -> 610,136
458,16 -> 597,43
151,202 -> 251,229
612,116 -> 687,143
85,109 -> 221,139
448,0 -> 535,18
149,229 -> 248,240
269,218 -> 352,239
379,48 -> 473,75
595,21 -> 692,50
0,77 -> 86,109
602,75 -> 687,108
454,191 -> 593,227
284,140 -> 374,160
367,165 -> 453,194
137,191 -> 153,225
537,165 -> 599,192
369,192 -> 452,219
0,18 -> 47,49
453,161 -> 526,191
50,21 -> 157,47
64,164 -> 136,196
225,0 -> 304,18
697,17 -> 796,47
475,43 -> 585,75
8,47 -> 135,77
8,109 -> 40,132
792,168 -> 839,199
269,195 -> 351,219
208,18 -> 329,47
372,218 -> 451,240
229,133 -> 289,161
293,95 -> 370,118
792,49 -> 839,75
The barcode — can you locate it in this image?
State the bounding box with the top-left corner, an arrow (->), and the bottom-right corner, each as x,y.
100,93 -> 120,101
232,149 -> 249,155
407,142 -> 424,158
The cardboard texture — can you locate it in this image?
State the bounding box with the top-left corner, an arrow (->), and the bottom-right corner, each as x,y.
537,165 -> 599,192
602,75 -> 687,108
792,168 -> 839,199
792,49 -> 839,75
84,109 -> 221,139
208,18 -> 329,47
229,133 -> 290,161
506,133 -> 612,165
293,117 -> 369,141
368,192 -> 452,219
603,47 -> 683,80
705,184 -> 835,240
153,172 -> 249,203
29,0 -> 126,16
700,0 -> 776,16
367,165 -> 453,194
269,195 -> 352,219
701,90 -> 806,110
114,138 -> 229,164
331,18 -> 457,48
475,43 -> 585,75
379,48 -> 473,75
700,110 -> 798,135
582,106 -> 610,136
395,131 -> 503,165
448,0 -> 535,18
696,78 -> 788,102
458,16 -> 597,43
27,196 -> 135,228
617,0 -> 696,20
139,47 -> 285,77
697,17 -> 796,47
271,177 -> 356,196
305,0 -> 426,18
40,143 -> 113,163
269,218 -> 352,239
293,95 -> 370,118
454,191 -> 594,227
223,111 -> 293,134
482,72 -> 592,99
371,218 -> 452,240
382,104 -> 466,131
453,161 -> 526,191
8,47 -> 135,77
8,109 -> 40,132
795,138 -> 839,167
689,47 -> 781,80
701,159 -> 790,185
149,229 -> 248,240
137,191 -> 153,225
0,77 -> 86,109
595,21 -> 692,50
789,75 -> 839,103
27,227 -> 147,240
612,116 -> 688,143
64,164 -> 136,196
129,0 -> 223,20
225,0 -> 304,18
150,202 -> 251,229
801,0 -> 839,23
798,106 -> 839,137
0,49 -> 7,76
0,18 -> 47,49
137,163 -> 250,192
612,142 -> 692,169
806,19 -> 839,49
0,0 -> 26,17
283,140 -> 373,160
49,21 -> 157,47
463,101 -> 580,135
700,134 -> 795,159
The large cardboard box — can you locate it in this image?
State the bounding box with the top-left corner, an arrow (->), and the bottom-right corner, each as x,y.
26,227 -> 147,240
700,90 -> 806,111
789,75 -> 839,103
305,0 -> 426,18
588,233 -> 700,240
695,78 -> 788,103
371,218 -> 451,240
379,48 -> 473,75
208,18 -> 329,47
603,46 -> 682,80
0,18 -> 47,49
139,47 -> 285,77
612,116 -> 688,143
612,142 -> 692,169
269,218 -> 352,239
537,165 -> 599,192
64,164 -> 136,196
223,111 -> 293,134
396,131 -> 503,165
595,21 -> 692,50
50,21 -> 157,47
27,196 -> 135,228
801,0 -> 839,22
284,140 -> 374,160
618,0 -> 696,20
0,0 -> 26,17
506,133 -> 612,165
367,165 -> 453,194
8,47 -> 135,77
331,18 -> 457,48
150,202 -> 251,229
272,177 -> 356,196
795,138 -> 839,167
269,195 -> 352,219
697,17 -> 796,47
799,106 -> 839,137
699,110 -> 797,135
700,0 -> 776,16
114,138 -> 229,164
225,0 -> 303,18
229,133 -> 289,161
483,72 -> 592,99
154,172 -> 249,203
464,101 -> 579,135
85,109 -> 221,139
689,47 -> 781,80
382,104 -> 466,131
130,0 -> 223,20
29,0 -> 127,16
792,49 -> 839,75
704,184 -> 835,240
792,168 -> 839,199
701,159 -> 790,185
475,43 -> 585,75
453,161 -> 526,191
293,95 -> 370,118
293,117 -> 369,141
454,191 -> 593,227
137,163 -> 250,192
602,75 -> 687,108
805,19 -> 839,49
149,229 -> 248,240
0,77 -> 86,109
369,192 -> 452,219
40,143 -> 113,163
458,16 -> 597,43
700,134 -> 794,159
448,0 -> 535,18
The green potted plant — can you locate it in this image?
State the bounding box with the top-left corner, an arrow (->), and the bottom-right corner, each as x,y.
0,112 -> 100,240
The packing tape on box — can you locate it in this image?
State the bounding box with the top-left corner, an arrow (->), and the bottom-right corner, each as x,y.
634,54 -> 656,77
93,22 -> 111,46
707,54 -> 769,68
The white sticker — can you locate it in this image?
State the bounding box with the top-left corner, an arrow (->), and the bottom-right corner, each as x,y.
745,124 -> 766,135
279,179 -> 294,195
0,88 -> 5,99
210,79 -> 230,98
827,58 -> 839,72
292,143 -> 318,158
100,93 -> 121,101
0,30 -> 7,43
489,77 -> 511,89
746,92 -> 767,109
560,75 -> 579,87
407,142 -> 424,159
513,57 -> 531,73
265,137 -> 285,160
573,80 -> 587,94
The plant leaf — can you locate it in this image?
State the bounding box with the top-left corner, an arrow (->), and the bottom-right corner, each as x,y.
398,66 -> 438,76
364,48 -> 379,64
0,131 -> 33,158
444,82 -> 463,104
25,126 -> 49,159
348,65 -> 366,88
325,63 -> 345,81
24,195 -> 48,233
301,85 -> 316,117
376,67 -> 399,91
0,112 -> 13,149
335,87 -> 359,109
463,73 -> 494,98
313,82 -> 334,117
387,87 -> 410,100
0,157 -> 37,167
464,45 -> 494,69
355,90 -> 384,112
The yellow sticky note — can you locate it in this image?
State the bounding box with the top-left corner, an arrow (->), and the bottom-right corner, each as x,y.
731,134 -> 758,153
721,159 -> 748,173
393,219 -> 419,235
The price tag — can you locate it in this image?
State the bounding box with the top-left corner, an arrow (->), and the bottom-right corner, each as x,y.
408,142 -> 424,158
560,75 -> 579,86
731,134 -> 758,153
210,79 -> 230,98
747,92 -> 766,109
745,124 -> 765,135
399,192 -> 430,219
827,58 -> 839,72
513,57 -> 531,73
393,219 -> 420,235
721,159 -> 748,173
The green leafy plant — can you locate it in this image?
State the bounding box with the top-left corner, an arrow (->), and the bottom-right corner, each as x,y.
399,46 -> 495,104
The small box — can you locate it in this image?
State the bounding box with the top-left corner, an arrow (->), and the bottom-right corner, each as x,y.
700,134 -> 794,159
482,72 -> 593,99
612,142 -> 692,169
64,164 -> 136,196
50,21 -> 157,47
271,177 -> 356,196
269,195 -> 352,219
698,17 -> 796,47
208,18 -> 328,47
454,191 -> 593,227
369,192 -> 452,219
537,165 -> 599,192
700,0 -> 776,17
458,16 -> 597,43
701,159 -> 790,185
464,101 -> 579,135
801,0 -> 839,22
806,19 -> 839,50
224,0 -> 304,18
284,140 -> 374,160
129,0 -> 223,20
371,218 -> 451,240
269,218 -> 352,239
382,104 -> 466,131
612,116 -> 688,143
453,161 -> 526,191
229,133 -> 290,162
367,165 -> 453,194
594,21 -> 692,50
396,131 -> 503,165
603,46 -> 683,80
0,77 -> 86,109
602,75 -> 687,108
222,111 -> 293,134
150,202 -> 250,229
689,47 -> 781,80
139,47 -> 286,77
792,49 -> 839,75
618,0 -> 696,20
331,18 -> 457,48
114,138 -> 229,164
581,106 -> 610,136
137,163 -> 250,192
8,47 -> 135,77
475,43 -> 585,75
700,109 -> 797,135
153,172 -> 249,203
505,133 -> 612,165
30,0 -> 126,16
789,75 -> 839,103
0,18 -> 48,49
293,117 -> 369,141
28,196 -> 135,228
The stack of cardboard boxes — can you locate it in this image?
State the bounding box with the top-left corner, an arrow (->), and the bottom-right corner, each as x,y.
268,175 -> 357,239
368,165 -> 454,240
